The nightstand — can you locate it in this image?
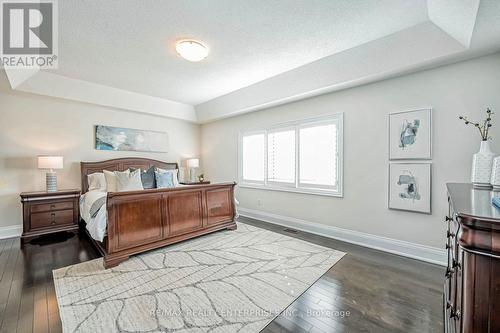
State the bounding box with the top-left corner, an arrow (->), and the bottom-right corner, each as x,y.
20,189 -> 81,244
179,181 -> 211,185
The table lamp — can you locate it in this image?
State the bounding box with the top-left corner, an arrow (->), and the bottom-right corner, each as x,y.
38,156 -> 63,192
186,158 -> 199,182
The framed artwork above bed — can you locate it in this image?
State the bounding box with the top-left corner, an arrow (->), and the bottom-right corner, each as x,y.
95,125 -> 168,152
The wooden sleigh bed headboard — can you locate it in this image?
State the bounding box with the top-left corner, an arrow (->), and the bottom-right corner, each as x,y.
80,157 -> 178,193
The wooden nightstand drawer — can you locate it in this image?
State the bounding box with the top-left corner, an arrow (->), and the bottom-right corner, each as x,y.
31,201 -> 74,213
31,209 -> 74,229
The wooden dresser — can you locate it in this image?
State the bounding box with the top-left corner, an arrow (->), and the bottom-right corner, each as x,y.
20,189 -> 80,244
445,183 -> 500,333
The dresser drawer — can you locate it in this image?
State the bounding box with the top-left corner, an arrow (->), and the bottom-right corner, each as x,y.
30,201 -> 74,213
30,209 -> 75,229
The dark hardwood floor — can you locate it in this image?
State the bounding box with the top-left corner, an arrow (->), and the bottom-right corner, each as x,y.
0,218 -> 444,332
0,231 -> 98,333
246,217 -> 445,333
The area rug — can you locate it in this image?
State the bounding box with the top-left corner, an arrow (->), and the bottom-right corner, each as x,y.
53,223 -> 345,333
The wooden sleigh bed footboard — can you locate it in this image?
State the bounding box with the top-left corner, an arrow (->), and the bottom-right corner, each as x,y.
80,158 -> 237,268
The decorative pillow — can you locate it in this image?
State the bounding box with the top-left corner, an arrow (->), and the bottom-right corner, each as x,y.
156,167 -> 179,187
103,169 -> 129,192
129,166 -> 156,189
115,169 -> 144,192
155,169 -> 175,188
87,172 -> 106,191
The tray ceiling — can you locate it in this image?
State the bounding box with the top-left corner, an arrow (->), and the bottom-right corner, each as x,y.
4,0 -> 500,123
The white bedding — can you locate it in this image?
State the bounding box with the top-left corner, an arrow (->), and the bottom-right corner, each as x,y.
80,190 -> 108,242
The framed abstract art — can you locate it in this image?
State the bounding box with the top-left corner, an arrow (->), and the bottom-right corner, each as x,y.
389,108 -> 432,160
95,125 -> 168,153
388,163 -> 432,214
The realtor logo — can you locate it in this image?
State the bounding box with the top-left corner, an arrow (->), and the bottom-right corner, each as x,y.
1,0 -> 58,68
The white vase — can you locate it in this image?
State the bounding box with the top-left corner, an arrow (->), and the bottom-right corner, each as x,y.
491,156 -> 500,189
471,141 -> 495,187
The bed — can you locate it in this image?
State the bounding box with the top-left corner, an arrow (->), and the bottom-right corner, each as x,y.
80,157 -> 237,268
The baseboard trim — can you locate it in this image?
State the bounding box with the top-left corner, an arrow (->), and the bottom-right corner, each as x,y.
238,207 -> 447,266
0,225 -> 22,239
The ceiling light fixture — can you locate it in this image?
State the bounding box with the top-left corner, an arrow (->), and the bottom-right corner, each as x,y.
175,39 -> 209,62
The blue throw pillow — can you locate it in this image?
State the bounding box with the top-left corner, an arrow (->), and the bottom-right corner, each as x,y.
129,166 -> 156,189
155,170 -> 175,188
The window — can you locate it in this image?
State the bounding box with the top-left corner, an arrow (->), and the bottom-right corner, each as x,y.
239,114 -> 343,197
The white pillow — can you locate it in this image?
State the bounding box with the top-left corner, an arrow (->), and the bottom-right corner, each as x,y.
87,172 -> 106,191
103,169 -> 129,192
115,169 -> 144,192
156,168 -> 179,187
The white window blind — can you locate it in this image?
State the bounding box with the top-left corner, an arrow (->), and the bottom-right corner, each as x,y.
239,114 -> 343,197
299,123 -> 337,188
267,129 -> 295,184
241,133 -> 265,183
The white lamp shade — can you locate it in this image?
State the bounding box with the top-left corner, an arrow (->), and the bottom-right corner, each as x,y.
38,156 -> 63,170
186,158 -> 199,168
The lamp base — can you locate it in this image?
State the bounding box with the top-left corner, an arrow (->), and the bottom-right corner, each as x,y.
46,172 -> 57,192
190,168 -> 197,182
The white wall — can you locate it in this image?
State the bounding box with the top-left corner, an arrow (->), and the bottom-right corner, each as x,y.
0,82 -> 200,233
201,53 -> 500,249
2,53 -> 499,254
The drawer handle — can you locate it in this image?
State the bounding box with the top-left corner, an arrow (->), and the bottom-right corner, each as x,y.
451,309 -> 461,320
51,212 -> 56,224
50,204 -> 56,209
445,216 -> 453,222
452,259 -> 461,270
445,243 -> 451,250
445,268 -> 452,278
447,231 -> 455,238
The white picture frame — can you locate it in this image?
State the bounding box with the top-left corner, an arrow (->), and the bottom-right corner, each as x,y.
389,108 -> 432,160
388,163 -> 432,214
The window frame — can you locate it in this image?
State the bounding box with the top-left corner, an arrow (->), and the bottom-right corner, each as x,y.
238,113 -> 344,197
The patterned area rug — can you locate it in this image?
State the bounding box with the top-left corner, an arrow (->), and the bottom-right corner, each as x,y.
53,223 -> 345,333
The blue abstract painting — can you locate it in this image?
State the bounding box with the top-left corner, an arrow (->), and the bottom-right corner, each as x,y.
399,119 -> 420,148
95,125 -> 168,152
389,108 -> 432,160
397,171 -> 421,201
389,163 -> 431,214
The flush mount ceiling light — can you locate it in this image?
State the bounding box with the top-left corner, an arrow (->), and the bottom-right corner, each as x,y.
175,39 -> 209,62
